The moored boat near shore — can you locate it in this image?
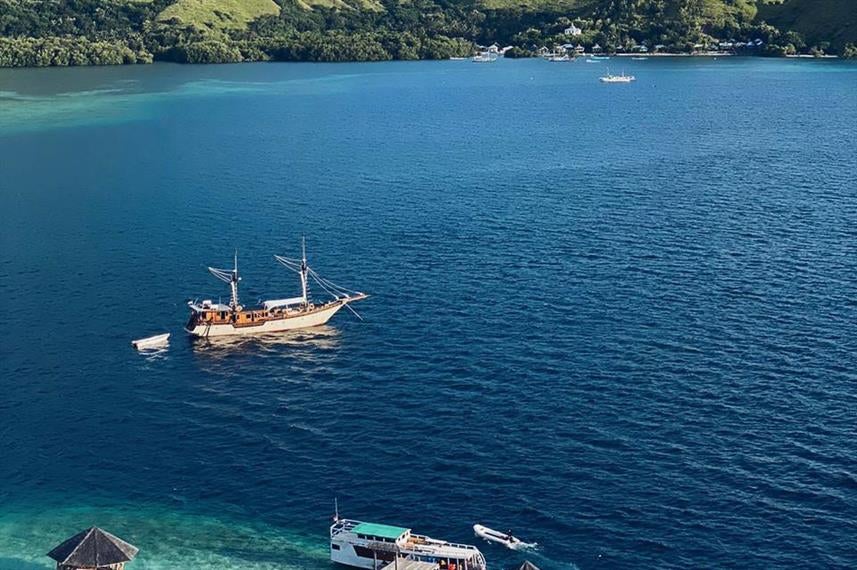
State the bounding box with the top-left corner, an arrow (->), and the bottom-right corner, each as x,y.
331,517 -> 486,570
472,52 -> 497,63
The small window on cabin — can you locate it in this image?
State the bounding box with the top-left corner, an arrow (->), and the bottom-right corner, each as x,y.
332,544 -> 341,551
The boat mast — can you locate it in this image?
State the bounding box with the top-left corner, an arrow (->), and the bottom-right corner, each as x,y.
300,237 -> 308,306
230,250 -> 240,311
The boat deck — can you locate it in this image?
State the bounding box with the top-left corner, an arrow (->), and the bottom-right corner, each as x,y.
403,536 -> 479,559
382,561 -> 439,570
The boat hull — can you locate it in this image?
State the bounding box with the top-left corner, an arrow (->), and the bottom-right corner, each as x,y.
331,540 -> 484,570
132,333 -> 170,349
330,541 -> 380,569
186,301 -> 348,338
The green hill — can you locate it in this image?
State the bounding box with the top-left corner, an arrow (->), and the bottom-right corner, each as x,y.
157,0 -> 280,32
757,0 -> 857,50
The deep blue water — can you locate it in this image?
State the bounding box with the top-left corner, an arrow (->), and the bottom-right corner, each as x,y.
1,58 -> 856,569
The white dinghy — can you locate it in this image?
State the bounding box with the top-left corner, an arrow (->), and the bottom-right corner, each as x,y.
132,333 -> 170,350
473,524 -> 535,550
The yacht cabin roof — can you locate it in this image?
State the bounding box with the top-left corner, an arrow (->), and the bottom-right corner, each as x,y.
189,301 -> 233,312
352,522 -> 409,540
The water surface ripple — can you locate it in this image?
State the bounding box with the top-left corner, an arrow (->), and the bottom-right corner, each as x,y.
1,59 -> 856,569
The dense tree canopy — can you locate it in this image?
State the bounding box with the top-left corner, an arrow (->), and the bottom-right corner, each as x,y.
0,0 -> 851,67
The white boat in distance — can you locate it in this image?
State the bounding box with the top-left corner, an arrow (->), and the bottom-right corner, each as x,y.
600,69 -> 636,83
473,525 -> 535,551
472,52 -> 497,63
185,240 -> 367,338
331,518 -> 486,570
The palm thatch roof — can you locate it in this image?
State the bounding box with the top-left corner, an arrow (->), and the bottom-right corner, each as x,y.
47,527 -> 138,567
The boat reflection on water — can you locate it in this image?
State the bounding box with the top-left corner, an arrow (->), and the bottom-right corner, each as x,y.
189,324 -> 342,362
136,344 -> 171,362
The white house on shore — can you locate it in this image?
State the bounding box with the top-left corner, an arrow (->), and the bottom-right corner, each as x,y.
563,24 -> 582,37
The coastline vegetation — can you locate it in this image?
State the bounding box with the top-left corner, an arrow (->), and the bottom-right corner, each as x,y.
0,0 -> 853,67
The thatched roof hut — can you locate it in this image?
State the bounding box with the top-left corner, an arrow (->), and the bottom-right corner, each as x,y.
47,527 -> 138,570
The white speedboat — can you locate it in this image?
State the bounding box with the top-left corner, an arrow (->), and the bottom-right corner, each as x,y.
547,54 -> 571,62
331,518 -> 486,570
473,525 -> 534,551
599,69 -> 635,83
132,333 -> 170,350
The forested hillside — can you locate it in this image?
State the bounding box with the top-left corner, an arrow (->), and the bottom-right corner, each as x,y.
0,0 -> 854,66
758,0 -> 856,52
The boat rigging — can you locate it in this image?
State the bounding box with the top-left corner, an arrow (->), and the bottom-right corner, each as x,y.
185,239 -> 367,338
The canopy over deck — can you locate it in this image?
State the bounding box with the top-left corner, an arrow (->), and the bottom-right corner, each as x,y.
352,522 -> 410,541
262,297 -> 305,310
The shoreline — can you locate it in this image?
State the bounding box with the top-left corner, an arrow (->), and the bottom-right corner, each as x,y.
0,53 -> 848,71
613,52 -> 732,57
613,52 -> 840,59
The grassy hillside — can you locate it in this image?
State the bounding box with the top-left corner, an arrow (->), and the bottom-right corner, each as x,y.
157,0 -> 280,31
477,0 -> 589,11
299,0 -> 384,11
757,0 -> 857,49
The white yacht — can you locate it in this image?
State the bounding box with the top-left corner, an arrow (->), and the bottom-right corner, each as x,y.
599,69 -> 636,83
331,518 -> 486,570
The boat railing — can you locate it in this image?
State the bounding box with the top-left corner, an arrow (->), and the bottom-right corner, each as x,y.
330,518 -> 361,537
409,534 -> 481,552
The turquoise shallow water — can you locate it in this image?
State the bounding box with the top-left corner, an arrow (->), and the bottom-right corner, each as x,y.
1,59 -> 856,569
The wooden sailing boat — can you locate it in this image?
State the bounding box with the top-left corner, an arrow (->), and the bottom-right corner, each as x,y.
185,240 -> 367,338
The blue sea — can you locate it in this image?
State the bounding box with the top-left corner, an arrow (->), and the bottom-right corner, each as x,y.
1,58 -> 856,569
